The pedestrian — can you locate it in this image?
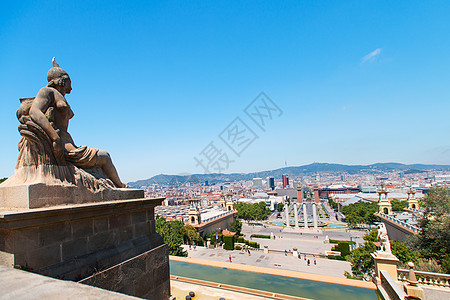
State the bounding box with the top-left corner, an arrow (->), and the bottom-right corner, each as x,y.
314,257 -> 317,265
307,259 -> 310,266
189,244 -> 191,250
304,254 -> 306,260
248,248 -> 251,256
284,249 -> 287,256
229,255 -> 232,262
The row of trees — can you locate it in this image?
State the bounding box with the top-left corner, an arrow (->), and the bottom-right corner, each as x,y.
155,216 -> 243,257
234,201 -> 271,221
155,216 -> 204,256
340,202 -> 377,227
339,199 -> 408,228
345,187 -> 450,278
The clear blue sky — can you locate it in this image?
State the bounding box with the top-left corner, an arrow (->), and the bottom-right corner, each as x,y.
1,1 -> 450,182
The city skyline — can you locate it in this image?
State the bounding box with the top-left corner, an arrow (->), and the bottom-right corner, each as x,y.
1,1 -> 450,182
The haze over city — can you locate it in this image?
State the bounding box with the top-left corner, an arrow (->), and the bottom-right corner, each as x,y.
1,1 -> 450,182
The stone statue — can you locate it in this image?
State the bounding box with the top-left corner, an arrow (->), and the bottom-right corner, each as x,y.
4,58 -> 126,192
377,223 -> 391,254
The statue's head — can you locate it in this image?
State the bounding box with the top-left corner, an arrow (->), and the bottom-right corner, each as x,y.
47,57 -> 72,94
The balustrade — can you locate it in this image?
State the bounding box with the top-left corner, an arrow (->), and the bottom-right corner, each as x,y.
398,269 -> 450,288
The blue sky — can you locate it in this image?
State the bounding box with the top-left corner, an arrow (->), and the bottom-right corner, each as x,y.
1,1 -> 450,182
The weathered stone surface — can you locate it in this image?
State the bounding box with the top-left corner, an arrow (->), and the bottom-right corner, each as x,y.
80,244 -> 170,300
0,265 -> 140,299
130,210 -> 147,224
109,213 -> 131,229
0,198 -> 166,284
93,216 -> 109,234
0,183 -> 144,209
62,237 -> 88,260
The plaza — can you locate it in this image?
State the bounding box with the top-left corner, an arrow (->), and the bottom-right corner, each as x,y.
183,222 -> 368,278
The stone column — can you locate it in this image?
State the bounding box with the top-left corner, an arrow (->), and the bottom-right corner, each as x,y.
313,203 -> 318,229
285,204 -> 290,228
293,203 -> 299,229
303,203 -> 308,229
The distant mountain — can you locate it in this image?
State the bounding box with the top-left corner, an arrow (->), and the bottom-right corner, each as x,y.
128,162 -> 450,188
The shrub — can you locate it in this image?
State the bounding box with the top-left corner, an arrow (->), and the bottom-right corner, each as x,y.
235,245 -> 242,250
223,235 -> 235,250
250,234 -> 271,239
237,236 -> 244,243
248,241 -> 260,249
330,240 -> 352,260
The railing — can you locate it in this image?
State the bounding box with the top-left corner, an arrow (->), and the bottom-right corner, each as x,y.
378,213 -> 421,233
380,270 -> 407,300
398,269 -> 450,288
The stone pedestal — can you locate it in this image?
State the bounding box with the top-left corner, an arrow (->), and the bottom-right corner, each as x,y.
371,252 -> 399,284
263,245 -> 269,254
0,197 -> 170,300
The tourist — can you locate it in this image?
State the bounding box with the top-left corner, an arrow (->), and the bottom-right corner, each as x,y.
248,248 -> 251,256
314,256 -> 317,265
284,249 -> 287,256
229,255 -> 232,262
304,254 -> 306,260
307,259 -> 310,266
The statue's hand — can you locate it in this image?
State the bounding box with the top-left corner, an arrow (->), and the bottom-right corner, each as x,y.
52,138 -> 66,165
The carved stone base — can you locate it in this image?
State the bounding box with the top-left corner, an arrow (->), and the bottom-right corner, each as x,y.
0,183 -> 143,209
0,197 -> 169,299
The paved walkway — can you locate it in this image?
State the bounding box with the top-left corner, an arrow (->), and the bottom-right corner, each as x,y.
184,246 -> 351,278
183,222 -> 371,279
240,223 -> 366,255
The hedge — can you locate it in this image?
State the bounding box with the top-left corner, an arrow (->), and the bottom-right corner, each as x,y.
248,241 -> 260,249
250,234 -> 271,239
237,236 -> 245,243
223,235 -> 235,250
330,240 -> 352,260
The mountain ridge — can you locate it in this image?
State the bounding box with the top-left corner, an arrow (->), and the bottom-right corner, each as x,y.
128,162 -> 450,188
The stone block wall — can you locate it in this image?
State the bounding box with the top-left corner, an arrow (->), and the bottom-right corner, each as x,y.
80,243 -> 170,300
0,198 -> 166,283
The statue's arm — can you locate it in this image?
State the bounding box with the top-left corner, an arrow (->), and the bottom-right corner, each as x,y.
29,88 -> 65,163
29,88 -> 60,142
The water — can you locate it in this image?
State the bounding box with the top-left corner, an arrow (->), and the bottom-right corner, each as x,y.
170,261 -> 378,300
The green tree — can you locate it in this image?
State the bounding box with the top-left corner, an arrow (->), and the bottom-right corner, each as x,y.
0,178 -> 7,184
391,199 -> 407,212
229,219 -> 242,235
345,229 -> 378,280
235,202 -> 270,221
155,216 -> 187,256
341,202 -> 377,227
410,187 -> 450,273
155,216 -> 204,256
391,241 -> 420,265
277,202 -> 284,212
